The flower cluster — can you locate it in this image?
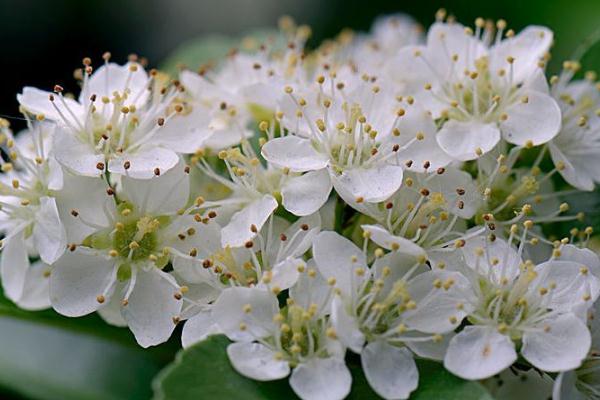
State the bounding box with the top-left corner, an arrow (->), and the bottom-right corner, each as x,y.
2,11 -> 600,400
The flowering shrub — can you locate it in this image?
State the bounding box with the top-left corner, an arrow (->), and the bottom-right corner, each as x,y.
1,11 -> 599,400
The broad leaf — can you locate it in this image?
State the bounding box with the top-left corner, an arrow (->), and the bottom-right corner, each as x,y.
153,335 -> 495,400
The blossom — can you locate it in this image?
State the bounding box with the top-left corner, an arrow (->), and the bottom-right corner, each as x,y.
18,59 -> 207,178
391,19 -> 561,160
549,64 -> 600,191
212,282 -> 351,400
0,121 -> 65,310
313,231 -> 470,399
443,231 -> 600,379
49,161 -> 203,347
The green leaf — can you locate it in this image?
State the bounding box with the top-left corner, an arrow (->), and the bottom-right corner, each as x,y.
154,335 -> 495,400
0,290 -> 178,400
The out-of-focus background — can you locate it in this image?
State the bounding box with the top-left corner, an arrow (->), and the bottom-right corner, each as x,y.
2,0 -> 600,126
0,1 -> 599,399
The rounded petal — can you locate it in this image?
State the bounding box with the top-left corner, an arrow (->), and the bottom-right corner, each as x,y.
220,195 -> 278,248
83,62 -> 148,105
33,197 -> 66,265
18,87 -> 84,126
227,342 -> 290,381
97,282 -> 127,327
121,268 -> 183,348
404,271 -> 471,334
50,250 -> 116,317
444,326 -> 517,380
462,234 -> 521,283
406,333 -> 454,361
522,314 -> 591,372
16,261 -> 51,311
53,129 -> 104,177
181,308 -> 220,348
108,146 -> 180,179
490,26 -> 553,84
313,231 -> 367,296
500,91 -> 561,146
437,120 -> 501,161
331,295 -> 365,353
333,164 -> 403,203
212,287 -> 278,341
282,169 -> 332,216
0,230 -> 29,303
362,341 -> 418,400
289,357 -> 352,400
361,224 -> 425,257
268,258 -> 302,291
120,160 -> 190,215
261,136 -> 328,172
549,143 -> 595,191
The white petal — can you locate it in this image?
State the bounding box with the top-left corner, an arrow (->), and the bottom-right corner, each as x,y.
282,169 -> 332,216
150,108 -> 214,153
500,91 -> 561,146
268,258 -> 302,291
18,87 -> 84,126
120,161 -> 190,215
50,250 -> 116,317
426,23 -> 487,76
331,295 -> 365,353
404,271 -> 471,333
490,26 -> 553,84
289,357 -> 352,400
16,261 -> 51,311
97,282 -> 127,327
290,262 -> 331,317
522,314 -> 591,372
333,164 -> 403,203
361,224 -> 426,257
221,195 -> 278,248
121,268 -> 182,348
212,287 -> 278,341
406,333 -> 453,361
261,136 -> 328,172
549,143 -> 595,191
33,197 -> 66,265
181,308 -> 220,348
362,341 -> 418,400
227,342 -> 290,381
268,213 -> 321,262
462,234 -> 521,283
53,129 -> 104,177
108,146 -> 180,179
83,62 -> 148,105
0,230 -> 30,303
425,167 -> 481,219
444,325 -> 517,380
437,120 -> 501,161
313,231 -> 367,296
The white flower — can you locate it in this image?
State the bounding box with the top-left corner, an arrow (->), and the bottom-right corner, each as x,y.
549,70 -> 600,191
262,80 -> 415,205
18,60 -> 207,178
553,298 -> 600,400
354,166 -> 481,258
213,282 -> 351,400
313,231 -> 470,399
49,161 -> 206,347
443,232 -> 599,380
0,122 -> 65,310
194,143 -> 330,248
392,20 -> 560,160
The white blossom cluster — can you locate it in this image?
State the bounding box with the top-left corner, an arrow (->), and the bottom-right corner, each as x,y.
2,11 -> 600,400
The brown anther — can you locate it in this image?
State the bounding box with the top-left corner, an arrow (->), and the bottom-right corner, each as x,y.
70,210 -> 79,217
154,167 -> 161,176
53,85 -> 64,93
208,211 -> 217,218
301,224 -> 309,231
123,161 -> 131,170
436,167 -> 445,174
385,202 -> 393,210
106,188 -> 115,196
157,118 -> 165,126
250,224 -> 258,233
456,188 -> 466,195
392,144 -> 400,152
96,162 -> 105,171
420,188 -> 430,197
245,241 -> 254,248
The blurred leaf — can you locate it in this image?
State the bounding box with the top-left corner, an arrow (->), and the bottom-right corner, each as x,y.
0,290 -> 178,400
160,29 -> 281,75
153,335 -> 494,400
